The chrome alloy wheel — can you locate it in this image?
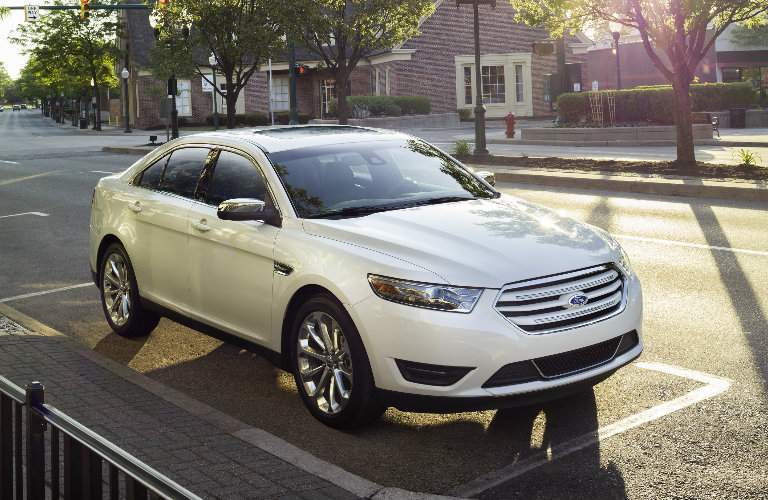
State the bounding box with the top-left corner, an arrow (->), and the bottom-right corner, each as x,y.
102,253 -> 131,327
297,311 -> 354,415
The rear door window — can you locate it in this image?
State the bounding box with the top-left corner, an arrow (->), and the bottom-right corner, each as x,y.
157,148 -> 212,199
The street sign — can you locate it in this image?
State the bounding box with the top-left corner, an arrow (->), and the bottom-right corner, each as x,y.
25,4 -> 40,21
201,78 -> 213,93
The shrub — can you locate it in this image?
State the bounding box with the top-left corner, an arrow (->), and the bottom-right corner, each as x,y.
557,82 -> 758,124
273,112 -> 311,125
453,140 -> 471,156
458,108 -> 472,121
346,95 -> 431,116
734,149 -> 762,167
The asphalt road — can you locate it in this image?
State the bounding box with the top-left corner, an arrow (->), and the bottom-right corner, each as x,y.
1,111 -> 767,499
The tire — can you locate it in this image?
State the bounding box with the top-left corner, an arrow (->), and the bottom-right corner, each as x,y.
290,294 -> 385,429
98,243 -> 159,337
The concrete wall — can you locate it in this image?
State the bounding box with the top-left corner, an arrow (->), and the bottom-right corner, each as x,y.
519,124 -> 714,144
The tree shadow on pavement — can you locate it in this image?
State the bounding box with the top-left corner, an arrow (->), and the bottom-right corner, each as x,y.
690,202 -> 768,392
479,390 -> 627,499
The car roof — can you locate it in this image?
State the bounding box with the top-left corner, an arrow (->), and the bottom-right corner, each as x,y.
187,125 -> 410,154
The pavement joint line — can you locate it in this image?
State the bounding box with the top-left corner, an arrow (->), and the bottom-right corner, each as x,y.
450,361 -> 732,498
615,233 -> 768,257
0,211 -> 50,220
0,302 -> 459,500
0,282 -> 94,304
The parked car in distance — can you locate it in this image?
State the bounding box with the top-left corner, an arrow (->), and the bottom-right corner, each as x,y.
12,105 -> 20,111
20,104 -> 27,110
89,126 -> 643,428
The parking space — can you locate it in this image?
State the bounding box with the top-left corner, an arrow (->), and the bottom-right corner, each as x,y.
1,112 -> 766,498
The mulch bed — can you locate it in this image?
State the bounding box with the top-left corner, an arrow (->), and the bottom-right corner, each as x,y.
456,155 -> 768,182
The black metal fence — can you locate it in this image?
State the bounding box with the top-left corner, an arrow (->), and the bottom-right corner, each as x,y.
0,376 -> 202,500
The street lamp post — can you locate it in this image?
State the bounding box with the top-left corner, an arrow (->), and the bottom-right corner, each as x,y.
611,29 -> 622,90
457,0 -> 494,157
121,67 -> 132,133
208,53 -> 219,131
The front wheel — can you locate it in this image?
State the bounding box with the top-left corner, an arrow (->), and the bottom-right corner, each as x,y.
99,243 -> 159,337
290,294 -> 385,429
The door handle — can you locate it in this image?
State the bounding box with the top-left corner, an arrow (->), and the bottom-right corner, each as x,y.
128,201 -> 142,213
192,220 -> 211,232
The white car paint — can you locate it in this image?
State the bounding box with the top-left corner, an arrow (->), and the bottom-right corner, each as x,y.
90,127 -> 643,403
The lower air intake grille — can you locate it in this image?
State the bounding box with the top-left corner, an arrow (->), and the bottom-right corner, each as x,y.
533,336 -> 623,378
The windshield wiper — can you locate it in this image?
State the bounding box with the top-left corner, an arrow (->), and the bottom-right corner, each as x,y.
307,205 -> 395,219
410,196 -> 475,206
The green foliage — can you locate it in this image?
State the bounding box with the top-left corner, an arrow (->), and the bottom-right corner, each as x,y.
0,63 -> 12,101
557,83 -> 757,124
453,140 -> 471,156
730,23 -> 768,47
457,108 -> 472,121
347,95 -> 431,116
282,0 -> 434,122
734,149 -> 762,167
153,0 -> 284,128
11,4 -> 120,98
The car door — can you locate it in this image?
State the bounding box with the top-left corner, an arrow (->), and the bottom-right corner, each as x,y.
129,146 -> 214,311
186,148 -> 280,344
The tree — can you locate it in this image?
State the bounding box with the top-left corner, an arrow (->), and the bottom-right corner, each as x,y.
0,63 -> 12,102
283,0 -> 434,124
152,0 -> 284,129
508,0 -> 768,166
12,4 -> 120,128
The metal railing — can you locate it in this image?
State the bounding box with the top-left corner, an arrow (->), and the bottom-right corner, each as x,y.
0,376 -> 203,500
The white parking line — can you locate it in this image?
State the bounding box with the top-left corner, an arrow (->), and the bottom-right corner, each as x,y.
90,170 -> 119,175
615,233 -> 768,257
451,362 -> 731,498
0,160 -> 19,165
0,283 -> 94,304
0,211 -> 50,220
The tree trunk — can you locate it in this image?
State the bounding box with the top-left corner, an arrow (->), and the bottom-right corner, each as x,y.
335,68 -> 350,125
672,75 -> 695,166
225,80 -> 236,129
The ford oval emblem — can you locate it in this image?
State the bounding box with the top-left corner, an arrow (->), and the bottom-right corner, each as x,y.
567,293 -> 589,308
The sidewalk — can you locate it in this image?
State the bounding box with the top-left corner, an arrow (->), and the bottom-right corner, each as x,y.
0,312 -> 361,500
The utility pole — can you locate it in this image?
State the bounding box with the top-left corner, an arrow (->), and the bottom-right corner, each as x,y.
288,39 -> 298,125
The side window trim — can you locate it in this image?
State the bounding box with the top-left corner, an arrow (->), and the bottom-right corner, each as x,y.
132,146 -> 216,203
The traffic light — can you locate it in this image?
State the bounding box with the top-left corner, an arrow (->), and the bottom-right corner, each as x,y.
295,64 -> 309,76
80,0 -> 90,20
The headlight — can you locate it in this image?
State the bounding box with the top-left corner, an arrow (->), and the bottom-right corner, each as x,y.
591,226 -> 632,275
367,275 -> 482,313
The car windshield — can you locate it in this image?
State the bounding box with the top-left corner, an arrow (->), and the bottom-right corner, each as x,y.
267,139 -> 496,219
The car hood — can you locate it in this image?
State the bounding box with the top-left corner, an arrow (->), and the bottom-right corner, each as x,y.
301,196 -> 619,288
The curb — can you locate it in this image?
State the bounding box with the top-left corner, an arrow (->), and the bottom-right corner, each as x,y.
486,169 -> 768,202
0,302 -> 463,500
489,139 -> 718,147
102,146 -> 156,155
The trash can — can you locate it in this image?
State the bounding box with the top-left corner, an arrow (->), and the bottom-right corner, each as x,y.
729,108 -> 746,129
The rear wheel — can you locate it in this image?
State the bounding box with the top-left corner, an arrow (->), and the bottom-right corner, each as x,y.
99,243 -> 159,337
290,294 -> 385,429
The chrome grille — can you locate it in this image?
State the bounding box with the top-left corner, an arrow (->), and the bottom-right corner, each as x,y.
495,264 -> 626,334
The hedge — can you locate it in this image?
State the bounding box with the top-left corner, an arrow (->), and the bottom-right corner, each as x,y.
347,95 -> 431,116
557,82 -> 757,124
205,112 -> 311,126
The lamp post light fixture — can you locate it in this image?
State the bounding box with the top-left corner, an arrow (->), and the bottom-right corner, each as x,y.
208,53 -> 219,131
121,67 -> 132,133
456,0 -> 495,157
609,23 -> 622,90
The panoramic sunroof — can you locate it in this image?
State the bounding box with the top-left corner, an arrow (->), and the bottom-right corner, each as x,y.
253,126 -> 373,139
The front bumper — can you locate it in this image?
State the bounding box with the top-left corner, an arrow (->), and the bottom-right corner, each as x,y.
348,272 -> 643,401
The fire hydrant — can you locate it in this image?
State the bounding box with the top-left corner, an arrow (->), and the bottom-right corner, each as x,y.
505,112 -> 516,138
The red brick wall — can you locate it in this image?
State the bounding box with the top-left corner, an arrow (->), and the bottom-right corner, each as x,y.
135,75 -> 165,129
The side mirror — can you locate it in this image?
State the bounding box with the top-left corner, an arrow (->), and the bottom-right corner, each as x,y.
475,170 -> 496,187
217,198 -> 281,227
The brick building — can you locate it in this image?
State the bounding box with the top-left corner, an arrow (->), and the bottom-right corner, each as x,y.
120,0 -> 589,129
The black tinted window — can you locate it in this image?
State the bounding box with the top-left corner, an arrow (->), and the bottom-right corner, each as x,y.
207,151 -> 268,206
137,155 -> 169,189
157,148 -> 210,199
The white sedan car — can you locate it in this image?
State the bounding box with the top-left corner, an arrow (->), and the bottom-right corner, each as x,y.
90,126 -> 642,428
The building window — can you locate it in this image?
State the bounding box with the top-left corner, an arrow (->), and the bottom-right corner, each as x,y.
385,68 -> 390,96
270,76 -> 289,112
481,65 -> 505,104
515,64 -> 524,102
464,66 -> 472,105
722,67 -> 742,82
178,79 -> 192,117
